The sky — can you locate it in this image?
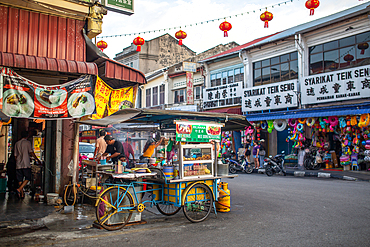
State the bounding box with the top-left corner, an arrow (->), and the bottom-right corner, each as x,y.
99,0 -> 370,59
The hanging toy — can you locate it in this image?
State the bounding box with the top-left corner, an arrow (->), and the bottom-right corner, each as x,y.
327,116 -> 338,131
267,120 -> 274,133
306,117 -> 316,127
338,117 -> 346,128
298,118 -> 306,124
260,121 -> 267,130
288,119 -> 298,127
359,113 -> 370,128
351,116 -> 357,126
273,119 -> 287,132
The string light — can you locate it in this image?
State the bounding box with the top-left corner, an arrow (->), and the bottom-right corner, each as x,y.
99,0 -> 295,38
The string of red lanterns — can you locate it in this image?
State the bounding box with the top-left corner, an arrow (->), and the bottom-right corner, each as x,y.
99,0 -> 325,51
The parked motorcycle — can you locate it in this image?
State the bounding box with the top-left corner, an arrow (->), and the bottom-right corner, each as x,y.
304,147 -> 325,170
264,151 -> 286,176
226,152 -> 254,174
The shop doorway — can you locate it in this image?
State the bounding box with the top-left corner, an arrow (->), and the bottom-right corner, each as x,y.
277,129 -> 292,154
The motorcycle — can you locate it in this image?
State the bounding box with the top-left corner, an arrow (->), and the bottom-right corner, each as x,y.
304,147 -> 325,170
225,151 -> 254,174
264,151 -> 286,176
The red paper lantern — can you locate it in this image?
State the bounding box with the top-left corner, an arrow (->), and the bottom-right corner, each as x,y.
175,30 -> 187,45
96,40 -> 107,52
358,42 -> 369,55
133,36 -> 145,52
219,21 -> 232,37
305,0 -> 320,16
260,11 -> 273,28
344,54 -> 354,65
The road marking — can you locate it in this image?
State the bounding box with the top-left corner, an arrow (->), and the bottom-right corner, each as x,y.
294,171 -> 305,177
318,173 -> 331,178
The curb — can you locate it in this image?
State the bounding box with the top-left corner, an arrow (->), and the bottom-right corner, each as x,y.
286,170 -> 359,181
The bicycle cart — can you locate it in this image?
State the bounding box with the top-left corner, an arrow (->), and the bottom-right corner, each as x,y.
76,109 -> 250,230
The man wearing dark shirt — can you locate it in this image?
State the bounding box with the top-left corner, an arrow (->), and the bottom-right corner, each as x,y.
102,135 -> 125,163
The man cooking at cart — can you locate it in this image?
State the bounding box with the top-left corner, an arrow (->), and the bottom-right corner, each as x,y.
102,135 -> 126,164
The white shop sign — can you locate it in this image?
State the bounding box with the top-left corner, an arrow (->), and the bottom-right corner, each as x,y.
203,82 -> 242,109
242,80 -> 298,112
301,65 -> 370,105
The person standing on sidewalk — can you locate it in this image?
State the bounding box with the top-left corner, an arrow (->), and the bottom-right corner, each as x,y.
259,139 -> 266,168
252,141 -> 260,169
14,131 -> 40,199
94,129 -> 107,160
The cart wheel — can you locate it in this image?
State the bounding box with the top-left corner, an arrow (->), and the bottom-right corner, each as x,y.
183,183 -> 214,223
63,184 -> 77,206
95,187 -> 134,231
156,202 -> 181,216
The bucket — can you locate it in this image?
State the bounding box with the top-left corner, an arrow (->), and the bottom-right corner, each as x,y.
46,193 -> 59,205
39,195 -> 44,203
216,182 -> 230,212
163,166 -> 174,178
100,158 -> 107,165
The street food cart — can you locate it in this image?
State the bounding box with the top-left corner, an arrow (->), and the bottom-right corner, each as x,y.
76,109 -> 250,230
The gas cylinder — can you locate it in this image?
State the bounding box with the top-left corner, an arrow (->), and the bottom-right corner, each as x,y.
216,182 -> 230,212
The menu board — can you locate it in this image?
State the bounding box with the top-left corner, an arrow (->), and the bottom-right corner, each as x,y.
176,121 -> 223,142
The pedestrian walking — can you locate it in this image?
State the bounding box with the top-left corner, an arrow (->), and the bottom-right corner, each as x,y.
14,131 -> 40,199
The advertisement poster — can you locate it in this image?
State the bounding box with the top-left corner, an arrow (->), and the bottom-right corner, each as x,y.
242,80 -> 298,112
0,67 -> 95,119
176,121 -> 222,142
92,76 -> 137,119
301,65 -> 370,105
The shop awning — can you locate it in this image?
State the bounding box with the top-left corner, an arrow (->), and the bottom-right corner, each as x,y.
245,103 -> 370,121
77,108 -> 250,131
0,52 -> 98,75
95,57 -> 146,89
0,110 -> 10,122
206,107 -> 242,115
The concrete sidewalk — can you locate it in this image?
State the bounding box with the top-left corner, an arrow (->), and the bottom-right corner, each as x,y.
258,167 -> 370,182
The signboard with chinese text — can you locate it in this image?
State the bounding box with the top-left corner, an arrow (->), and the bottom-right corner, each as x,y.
186,72 -> 194,105
1,67 -> 95,119
242,80 -> 298,112
203,82 -> 242,110
301,65 -> 370,105
175,121 -> 222,142
81,130 -> 96,137
183,62 -> 197,72
101,0 -> 134,15
92,76 -> 137,119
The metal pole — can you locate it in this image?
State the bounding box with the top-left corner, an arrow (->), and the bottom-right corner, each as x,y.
55,120 -> 62,192
72,122 -> 80,184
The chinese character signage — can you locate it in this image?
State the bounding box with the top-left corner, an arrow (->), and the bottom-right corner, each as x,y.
101,0 -> 134,15
183,62 -> 197,72
92,76 -> 137,119
242,80 -> 298,112
301,65 -> 370,105
1,67 -> 95,119
176,121 -> 222,142
203,82 -> 242,109
186,72 -> 194,105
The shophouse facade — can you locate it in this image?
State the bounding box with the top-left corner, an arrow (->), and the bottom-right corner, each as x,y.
201,2 -> 370,168
0,0 -> 146,194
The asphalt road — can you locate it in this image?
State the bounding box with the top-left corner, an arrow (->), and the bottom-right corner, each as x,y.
2,174 -> 370,246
